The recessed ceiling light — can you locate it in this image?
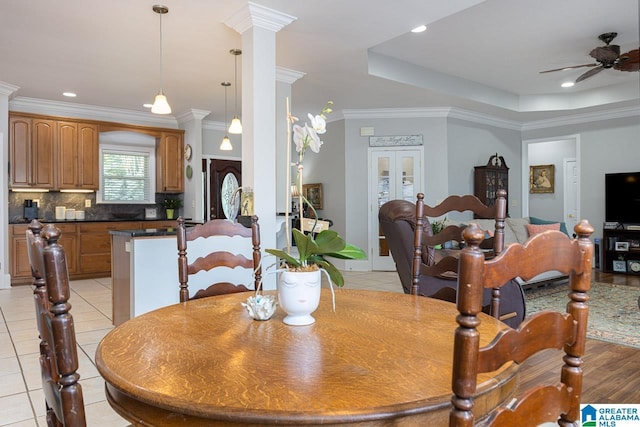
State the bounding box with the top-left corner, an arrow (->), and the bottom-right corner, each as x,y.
143,103 -> 153,108
561,82 -> 575,88
63,92 -> 77,97
411,25 -> 427,33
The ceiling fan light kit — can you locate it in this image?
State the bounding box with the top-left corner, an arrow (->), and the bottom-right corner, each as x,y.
540,32 -> 639,84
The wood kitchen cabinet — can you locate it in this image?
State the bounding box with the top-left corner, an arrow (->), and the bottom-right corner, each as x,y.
10,223 -> 77,285
57,121 -> 99,190
156,131 -> 184,193
9,116 -> 56,189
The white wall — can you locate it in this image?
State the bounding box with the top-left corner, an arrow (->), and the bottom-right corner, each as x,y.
447,118 -> 522,218
527,139 -> 576,221
523,116 -> 640,241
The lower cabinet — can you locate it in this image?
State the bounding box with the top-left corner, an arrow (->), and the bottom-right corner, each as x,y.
10,220 -> 177,284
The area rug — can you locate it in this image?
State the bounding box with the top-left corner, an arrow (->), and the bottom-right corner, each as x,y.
526,282 -> 640,349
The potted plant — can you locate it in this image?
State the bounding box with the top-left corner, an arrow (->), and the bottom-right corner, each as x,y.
162,198 -> 182,219
265,101 -> 366,326
430,217 -> 447,249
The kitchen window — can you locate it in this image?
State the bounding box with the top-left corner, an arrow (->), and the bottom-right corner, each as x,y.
97,132 -> 156,204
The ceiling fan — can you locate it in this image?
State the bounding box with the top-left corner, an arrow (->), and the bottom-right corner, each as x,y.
540,32 -> 639,83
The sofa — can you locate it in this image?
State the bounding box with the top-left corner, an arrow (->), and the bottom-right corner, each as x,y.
444,216 -> 569,289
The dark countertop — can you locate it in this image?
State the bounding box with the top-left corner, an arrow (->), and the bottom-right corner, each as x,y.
9,218 -> 182,225
109,228 -> 178,237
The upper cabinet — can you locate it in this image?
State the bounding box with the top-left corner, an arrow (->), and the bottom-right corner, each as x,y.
57,121 -> 99,190
9,116 -> 56,189
156,131 -> 184,193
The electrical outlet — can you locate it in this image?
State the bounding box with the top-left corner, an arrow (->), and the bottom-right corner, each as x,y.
85,199 -> 91,208
511,199 -> 518,207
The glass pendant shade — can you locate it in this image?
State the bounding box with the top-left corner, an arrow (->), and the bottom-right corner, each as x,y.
151,5 -> 171,115
151,91 -> 172,114
220,136 -> 232,151
228,116 -> 243,134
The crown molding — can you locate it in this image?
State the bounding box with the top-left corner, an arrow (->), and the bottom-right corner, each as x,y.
203,120 -> 227,132
176,109 -> 211,124
521,104 -> 640,131
276,67 -> 305,84
0,81 -> 20,97
342,107 -> 451,120
224,1 -> 296,34
9,97 -> 178,128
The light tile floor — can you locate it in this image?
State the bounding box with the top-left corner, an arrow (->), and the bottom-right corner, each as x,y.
0,271 -> 402,426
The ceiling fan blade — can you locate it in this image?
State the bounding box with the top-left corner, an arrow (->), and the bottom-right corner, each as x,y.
539,63 -> 598,73
614,48 -> 639,72
575,66 -> 605,83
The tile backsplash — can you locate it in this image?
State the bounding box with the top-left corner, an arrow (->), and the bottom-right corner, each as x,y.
9,192 -> 181,223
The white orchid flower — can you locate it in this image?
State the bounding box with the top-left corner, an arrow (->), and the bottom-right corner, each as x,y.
308,113 -> 327,135
305,124 -> 323,153
292,124 -> 307,153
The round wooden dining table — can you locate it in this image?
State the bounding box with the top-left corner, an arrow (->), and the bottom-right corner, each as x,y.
95,289 -> 517,426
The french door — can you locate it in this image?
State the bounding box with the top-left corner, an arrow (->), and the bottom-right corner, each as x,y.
370,149 -> 422,271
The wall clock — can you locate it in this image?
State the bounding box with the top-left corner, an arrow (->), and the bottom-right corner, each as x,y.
627,260 -> 640,274
184,144 -> 192,161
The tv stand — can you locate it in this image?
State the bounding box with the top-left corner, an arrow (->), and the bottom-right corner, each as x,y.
602,226 -> 640,275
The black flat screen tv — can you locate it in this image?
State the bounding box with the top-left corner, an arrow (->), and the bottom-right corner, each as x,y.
605,172 -> 640,224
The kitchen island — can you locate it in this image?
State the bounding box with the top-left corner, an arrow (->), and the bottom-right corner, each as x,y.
110,228 -> 181,326
110,224 -> 256,326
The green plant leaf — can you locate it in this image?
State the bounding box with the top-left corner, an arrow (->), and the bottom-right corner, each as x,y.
325,243 -> 367,260
292,229 -> 319,264
313,230 -> 346,254
314,259 -> 344,287
264,249 -> 301,267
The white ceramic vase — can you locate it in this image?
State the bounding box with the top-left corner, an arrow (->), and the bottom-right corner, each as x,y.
277,269 -> 322,326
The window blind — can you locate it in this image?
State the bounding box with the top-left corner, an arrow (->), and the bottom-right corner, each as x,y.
101,151 -> 150,202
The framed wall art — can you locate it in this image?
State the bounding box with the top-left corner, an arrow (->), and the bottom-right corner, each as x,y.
303,183 -> 323,210
529,164 -> 555,194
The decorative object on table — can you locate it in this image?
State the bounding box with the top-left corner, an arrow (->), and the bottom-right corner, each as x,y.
266,100 -> 366,325
302,183 -> 323,210
241,294 -> 277,321
529,164 -> 555,194
162,197 -> 182,219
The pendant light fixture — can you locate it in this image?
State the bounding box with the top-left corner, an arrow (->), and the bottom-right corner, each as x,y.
151,5 -> 171,115
220,82 -> 233,151
228,49 -> 243,134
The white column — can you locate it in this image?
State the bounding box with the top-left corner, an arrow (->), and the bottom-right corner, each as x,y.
225,3 -> 296,290
0,81 -> 20,288
177,109 -> 210,222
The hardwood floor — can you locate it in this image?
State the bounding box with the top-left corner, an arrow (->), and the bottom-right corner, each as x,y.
518,271 -> 640,403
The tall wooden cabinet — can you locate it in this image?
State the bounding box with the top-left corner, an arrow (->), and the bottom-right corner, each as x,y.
473,154 -> 509,218
156,131 -> 184,193
9,116 -> 56,189
57,121 -> 99,190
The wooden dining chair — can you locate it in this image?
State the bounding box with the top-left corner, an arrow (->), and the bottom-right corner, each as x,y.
177,216 -> 262,302
27,221 -> 86,426
450,220 -> 594,427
